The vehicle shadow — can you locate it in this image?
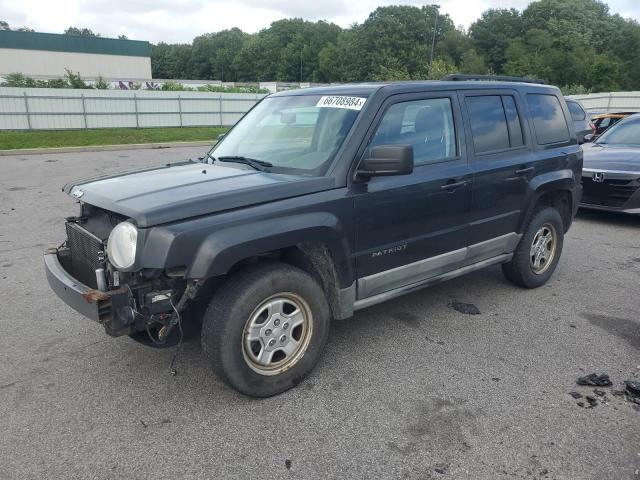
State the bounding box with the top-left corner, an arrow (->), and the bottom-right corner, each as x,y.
576,208 -> 640,227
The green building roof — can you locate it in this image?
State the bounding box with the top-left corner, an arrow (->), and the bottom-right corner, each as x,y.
0,30 -> 151,57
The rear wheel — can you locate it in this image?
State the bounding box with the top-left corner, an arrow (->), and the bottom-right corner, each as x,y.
201,262 -> 330,397
502,207 -> 564,288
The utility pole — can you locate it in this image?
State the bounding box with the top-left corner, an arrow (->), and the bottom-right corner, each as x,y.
300,48 -> 303,83
429,4 -> 441,73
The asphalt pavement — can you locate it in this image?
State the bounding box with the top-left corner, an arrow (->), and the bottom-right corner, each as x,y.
0,146 -> 639,480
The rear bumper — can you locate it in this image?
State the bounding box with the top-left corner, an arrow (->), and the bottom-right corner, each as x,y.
44,249 -> 105,322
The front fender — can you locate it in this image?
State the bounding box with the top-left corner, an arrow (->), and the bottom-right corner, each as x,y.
186,212 -> 353,284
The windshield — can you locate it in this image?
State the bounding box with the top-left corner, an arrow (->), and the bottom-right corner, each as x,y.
211,94 -> 366,174
596,116 -> 640,146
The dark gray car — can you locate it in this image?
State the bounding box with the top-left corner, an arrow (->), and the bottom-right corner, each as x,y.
44,79 -> 583,397
565,98 -> 593,143
581,113 -> 640,214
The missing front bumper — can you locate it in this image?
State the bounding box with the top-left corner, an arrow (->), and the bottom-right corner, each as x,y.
44,248 -> 134,336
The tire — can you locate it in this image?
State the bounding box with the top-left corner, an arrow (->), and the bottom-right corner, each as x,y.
201,262 -> 331,397
502,207 -> 564,288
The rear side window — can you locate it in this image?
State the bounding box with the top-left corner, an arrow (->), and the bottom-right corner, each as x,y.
527,94 -> 570,144
567,101 -> 586,121
466,95 -> 524,153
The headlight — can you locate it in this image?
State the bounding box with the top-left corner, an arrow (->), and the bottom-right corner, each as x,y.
107,222 -> 138,270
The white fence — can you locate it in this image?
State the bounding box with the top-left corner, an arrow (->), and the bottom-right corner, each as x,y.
0,87 -> 267,130
569,91 -> 640,113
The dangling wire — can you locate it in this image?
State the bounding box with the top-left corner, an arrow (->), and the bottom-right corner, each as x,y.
168,298 -> 184,376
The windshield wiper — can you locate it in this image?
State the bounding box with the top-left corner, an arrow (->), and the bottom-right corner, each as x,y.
217,156 -> 273,171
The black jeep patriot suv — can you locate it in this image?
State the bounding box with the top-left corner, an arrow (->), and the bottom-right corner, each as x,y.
45,76 -> 582,397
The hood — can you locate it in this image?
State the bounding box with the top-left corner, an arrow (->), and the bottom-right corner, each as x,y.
582,143 -> 640,172
64,161 -> 334,227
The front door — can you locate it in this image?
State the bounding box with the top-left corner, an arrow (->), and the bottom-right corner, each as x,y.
353,92 -> 472,300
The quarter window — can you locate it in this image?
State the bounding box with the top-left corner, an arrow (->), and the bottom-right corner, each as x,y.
371,98 -> 457,164
527,94 -> 570,145
466,95 -> 524,154
503,96 -> 524,147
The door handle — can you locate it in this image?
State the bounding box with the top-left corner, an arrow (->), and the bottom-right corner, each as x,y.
515,167 -> 535,175
441,180 -> 468,192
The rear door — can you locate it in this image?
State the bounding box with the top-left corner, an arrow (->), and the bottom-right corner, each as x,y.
459,89 -> 534,264
353,91 -> 472,299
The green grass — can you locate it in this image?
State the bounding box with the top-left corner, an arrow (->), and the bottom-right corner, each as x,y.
0,126 -> 229,150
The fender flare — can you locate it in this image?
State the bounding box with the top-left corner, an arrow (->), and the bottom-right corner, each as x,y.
519,169 -> 577,232
186,212 -> 354,285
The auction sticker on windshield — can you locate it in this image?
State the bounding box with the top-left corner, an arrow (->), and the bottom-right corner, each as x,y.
316,96 -> 366,110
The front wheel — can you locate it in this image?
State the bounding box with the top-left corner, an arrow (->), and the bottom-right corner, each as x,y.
502,207 -> 564,288
201,262 -> 330,397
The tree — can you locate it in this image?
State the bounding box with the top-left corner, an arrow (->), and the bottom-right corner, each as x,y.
355,5 -> 456,81
94,76 -> 109,89
147,0 -> 640,91
189,28 -> 248,81
0,20 -> 33,32
64,27 -> 100,37
233,19 -> 341,82
457,50 -> 489,75
317,27 -> 366,82
152,43 -> 193,79
469,9 -> 523,73
64,69 -> 91,89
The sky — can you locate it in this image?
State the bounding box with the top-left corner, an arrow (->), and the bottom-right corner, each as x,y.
1,0 -> 639,44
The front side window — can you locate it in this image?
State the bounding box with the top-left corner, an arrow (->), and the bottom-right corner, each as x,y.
370,98 -> 457,165
527,94 -> 570,145
212,94 -> 365,174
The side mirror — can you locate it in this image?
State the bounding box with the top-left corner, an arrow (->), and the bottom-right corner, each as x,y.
357,145 -> 414,178
217,133 -> 226,142
583,133 -> 595,143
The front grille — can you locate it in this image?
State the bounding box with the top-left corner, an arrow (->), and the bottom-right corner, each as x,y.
581,177 -> 638,208
65,222 -> 105,287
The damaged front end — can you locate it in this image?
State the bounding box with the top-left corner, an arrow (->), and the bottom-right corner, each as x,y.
44,203 -> 200,344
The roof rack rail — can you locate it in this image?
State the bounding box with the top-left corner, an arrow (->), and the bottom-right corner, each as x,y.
442,74 -> 546,85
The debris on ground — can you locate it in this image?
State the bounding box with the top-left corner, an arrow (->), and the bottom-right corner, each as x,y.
585,396 -> 598,407
434,463 -> 450,475
625,380 -> 640,396
576,373 -> 612,387
625,381 -> 640,407
448,302 -> 480,315
572,374 -> 640,411
285,459 -> 292,470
